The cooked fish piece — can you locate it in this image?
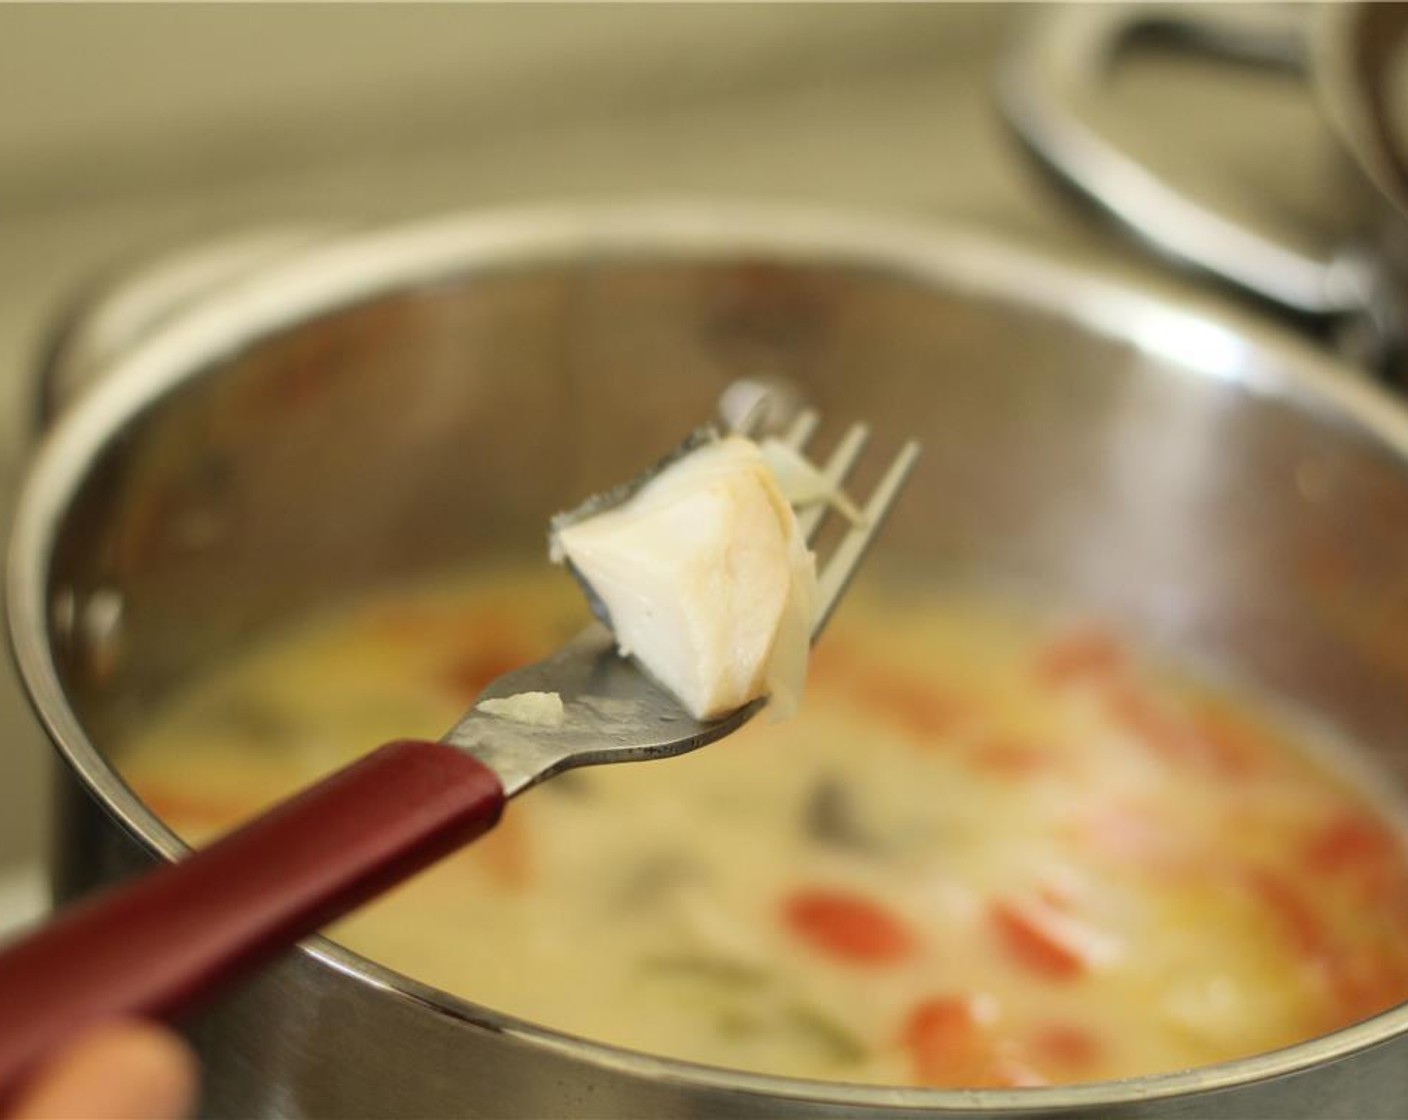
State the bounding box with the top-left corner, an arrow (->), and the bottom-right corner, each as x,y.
552,434 -> 817,721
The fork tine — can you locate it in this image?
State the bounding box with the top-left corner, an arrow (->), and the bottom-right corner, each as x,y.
783,407 -> 821,449
795,422 -> 870,542
812,440 -> 921,634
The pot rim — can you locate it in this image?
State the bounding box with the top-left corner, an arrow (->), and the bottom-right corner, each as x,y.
11,200 -> 1408,1111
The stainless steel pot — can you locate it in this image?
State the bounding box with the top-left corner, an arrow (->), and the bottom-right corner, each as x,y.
12,202 -> 1408,1117
1001,3 -> 1408,381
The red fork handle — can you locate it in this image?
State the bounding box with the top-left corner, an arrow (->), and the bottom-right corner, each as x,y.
0,738 -> 504,1105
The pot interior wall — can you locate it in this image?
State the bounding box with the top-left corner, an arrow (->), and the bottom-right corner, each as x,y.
42,254 -> 1408,790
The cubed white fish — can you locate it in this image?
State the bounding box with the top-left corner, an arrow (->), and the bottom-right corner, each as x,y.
553,436 -> 817,721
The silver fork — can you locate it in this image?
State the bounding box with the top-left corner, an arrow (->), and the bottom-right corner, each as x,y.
453,411 -> 920,797
0,413 -> 919,1100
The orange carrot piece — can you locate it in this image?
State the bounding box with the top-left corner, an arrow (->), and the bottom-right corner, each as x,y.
1104,681 -> 1202,765
784,888 -> 916,965
988,899 -> 1089,981
903,996 -> 988,1087
902,996 -> 1045,1089
1031,1022 -> 1102,1074
1302,813 -> 1398,877
1033,628 -> 1125,688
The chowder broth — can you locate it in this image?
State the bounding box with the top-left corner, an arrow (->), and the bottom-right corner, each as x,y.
118,567 -> 1408,1088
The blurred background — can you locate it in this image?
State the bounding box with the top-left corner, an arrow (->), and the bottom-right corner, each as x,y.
0,3 -> 1343,921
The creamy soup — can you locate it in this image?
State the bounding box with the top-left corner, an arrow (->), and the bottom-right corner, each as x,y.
118,568 -> 1408,1088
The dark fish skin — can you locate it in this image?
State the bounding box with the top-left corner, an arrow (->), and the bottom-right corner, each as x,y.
549,425 -> 721,535
563,560 -> 613,632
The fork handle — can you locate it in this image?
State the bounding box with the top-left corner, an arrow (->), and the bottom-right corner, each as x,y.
0,738 -> 504,1105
